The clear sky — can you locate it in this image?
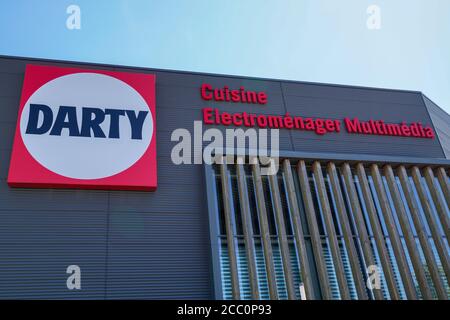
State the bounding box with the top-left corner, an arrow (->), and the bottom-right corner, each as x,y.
1,0 -> 449,113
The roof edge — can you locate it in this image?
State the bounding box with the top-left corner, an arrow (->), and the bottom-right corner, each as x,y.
0,53 -> 424,95
421,93 -> 450,117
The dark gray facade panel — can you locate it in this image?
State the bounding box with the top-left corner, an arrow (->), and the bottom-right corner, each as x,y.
281,82 -> 424,105
0,149 -> 11,179
0,209 -> 108,299
108,185 -> 204,214
158,126 -> 293,155
0,181 -> 109,212
155,91 -> 285,114
0,59 -> 114,75
283,95 -> 430,120
0,60 -> 29,73
282,86 -> 444,158
0,56 -> 448,299
156,70 -> 283,93
0,72 -> 23,98
157,160 -> 203,185
290,137 -> 442,158
288,128 -> 440,146
0,123 -> 15,150
0,96 -> 20,122
423,95 -> 450,159
105,210 -> 212,299
0,57 -> 214,299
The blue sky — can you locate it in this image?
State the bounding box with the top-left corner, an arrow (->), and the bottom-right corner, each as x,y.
1,0 -> 449,113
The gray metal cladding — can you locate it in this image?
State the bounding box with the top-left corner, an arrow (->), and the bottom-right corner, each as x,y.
0,57 -> 213,299
0,209 -> 108,299
0,55 -> 447,299
423,94 -> 450,159
281,83 -> 445,158
105,210 -> 212,299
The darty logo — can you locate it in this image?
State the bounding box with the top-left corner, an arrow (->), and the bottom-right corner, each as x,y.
8,65 -> 157,190
25,104 -> 148,140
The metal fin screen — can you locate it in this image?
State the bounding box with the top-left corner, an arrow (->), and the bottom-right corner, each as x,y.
207,158 -> 450,300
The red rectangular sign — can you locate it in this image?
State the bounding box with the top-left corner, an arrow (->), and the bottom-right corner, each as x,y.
8,64 -> 157,191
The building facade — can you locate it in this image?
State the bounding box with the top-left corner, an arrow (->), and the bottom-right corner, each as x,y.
0,56 -> 448,299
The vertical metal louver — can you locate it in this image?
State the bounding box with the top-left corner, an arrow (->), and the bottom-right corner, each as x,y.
207,157 -> 450,300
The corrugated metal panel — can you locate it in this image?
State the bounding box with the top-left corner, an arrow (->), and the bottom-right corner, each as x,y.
422,95 -> 450,159
0,57 -> 214,299
0,200 -> 108,299
105,210 -> 212,299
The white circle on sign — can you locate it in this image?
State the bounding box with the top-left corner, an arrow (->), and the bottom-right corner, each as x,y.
20,72 -> 153,180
